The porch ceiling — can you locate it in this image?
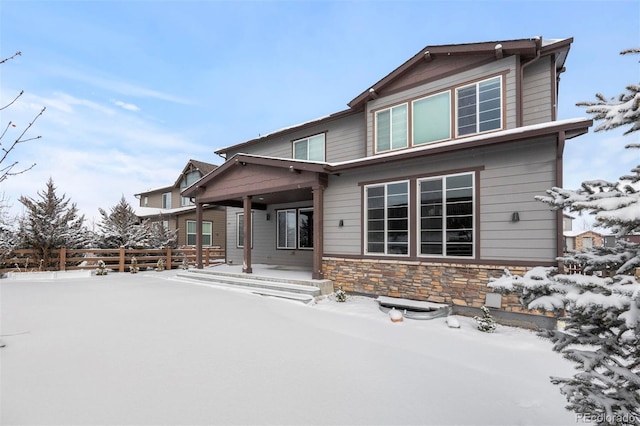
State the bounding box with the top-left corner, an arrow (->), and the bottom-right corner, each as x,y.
210,187 -> 313,210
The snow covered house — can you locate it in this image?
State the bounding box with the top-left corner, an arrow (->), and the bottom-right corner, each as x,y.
182,37 -> 592,315
135,159 -> 226,249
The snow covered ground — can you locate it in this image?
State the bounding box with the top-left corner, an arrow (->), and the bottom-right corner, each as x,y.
1,270 -> 580,425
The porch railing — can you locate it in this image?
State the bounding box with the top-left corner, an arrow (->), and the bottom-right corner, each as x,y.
0,247 -> 224,274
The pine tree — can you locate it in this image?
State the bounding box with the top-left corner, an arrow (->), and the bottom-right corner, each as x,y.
97,196 -> 151,249
473,306 -> 497,333
17,178 -> 90,269
0,194 -> 17,266
149,220 -> 178,249
489,49 -> 640,425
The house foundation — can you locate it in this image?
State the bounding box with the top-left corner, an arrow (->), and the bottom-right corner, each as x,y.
322,257 -> 539,314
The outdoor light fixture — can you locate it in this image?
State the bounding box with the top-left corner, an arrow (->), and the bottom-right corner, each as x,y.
266,213 -> 271,221
339,220 -> 344,227
512,212 -> 520,222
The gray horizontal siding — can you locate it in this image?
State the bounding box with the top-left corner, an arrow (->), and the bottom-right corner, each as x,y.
365,56 -> 518,156
478,136 -> 557,261
323,135 -> 559,263
225,204 -> 314,268
225,112 -> 365,163
522,56 -> 553,125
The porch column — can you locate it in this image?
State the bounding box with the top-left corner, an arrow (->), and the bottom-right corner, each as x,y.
243,195 -> 252,274
312,184 -> 324,279
195,202 -> 203,269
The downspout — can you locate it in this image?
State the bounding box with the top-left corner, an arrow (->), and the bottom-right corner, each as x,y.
556,131 -> 566,270
518,38 -> 542,127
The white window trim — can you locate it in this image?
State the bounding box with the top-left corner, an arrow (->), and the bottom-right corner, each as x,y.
236,212 -> 253,248
454,76 -> 503,138
374,103 -> 408,154
162,192 -> 172,209
364,180 -> 410,257
293,134 -> 325,162
417,172 -> 475,259
186,220 -> 212,246
277,209 -> 297,250
411,91 -> 452,146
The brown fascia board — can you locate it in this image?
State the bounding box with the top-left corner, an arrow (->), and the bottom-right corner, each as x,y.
181,153 -> 330,197
327,118 -> 592,173
348,38 -> 544,109
172,159 -> 218,188
214,108 -> 360,157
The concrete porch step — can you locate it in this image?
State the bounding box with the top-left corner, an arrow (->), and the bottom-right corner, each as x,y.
173,269 -> 324,303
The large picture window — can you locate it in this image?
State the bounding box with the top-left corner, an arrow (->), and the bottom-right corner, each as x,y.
419,173 -> 474,257
186,220 -> 212,246
375,104 -> 408,152
413,92 -> 451,145
365,181 -> 409,255
456,76 -> 502,136
293,134 -> 325,161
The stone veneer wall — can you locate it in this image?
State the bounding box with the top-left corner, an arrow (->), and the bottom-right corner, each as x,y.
322,257 -> 538,314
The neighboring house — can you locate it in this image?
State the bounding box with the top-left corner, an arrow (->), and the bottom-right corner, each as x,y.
183,37 -> 593,314
563,230 -> 614,252
135,159 -> 226,249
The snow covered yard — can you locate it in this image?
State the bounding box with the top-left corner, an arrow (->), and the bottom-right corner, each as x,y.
1,271 -> 579,425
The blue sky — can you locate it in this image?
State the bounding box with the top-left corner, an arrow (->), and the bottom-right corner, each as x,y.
1,0 -> 638,227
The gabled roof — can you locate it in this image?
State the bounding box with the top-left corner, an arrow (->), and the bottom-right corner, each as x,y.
348,37 -> 572,109
135,159 -> 218,196
173,159 -> 218,187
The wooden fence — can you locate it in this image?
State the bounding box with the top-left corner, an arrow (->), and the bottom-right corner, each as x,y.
0,247 -> 225,274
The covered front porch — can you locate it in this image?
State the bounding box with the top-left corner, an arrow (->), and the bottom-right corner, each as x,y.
182,154 -> 331,280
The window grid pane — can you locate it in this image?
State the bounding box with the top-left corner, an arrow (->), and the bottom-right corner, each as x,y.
420,173 -> 473,257
457,77 -> 501,136
366,182 -> 408,255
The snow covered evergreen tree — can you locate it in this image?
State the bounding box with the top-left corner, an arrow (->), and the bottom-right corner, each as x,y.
17,178 -> 91,269
149,220 -> 178,249
0,194 -> 17,265
489,49 -> 639,425
97,196 -> 151,249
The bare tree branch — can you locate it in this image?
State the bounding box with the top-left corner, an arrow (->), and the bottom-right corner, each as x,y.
0,51 -> 21,65
0,106 -> 45,182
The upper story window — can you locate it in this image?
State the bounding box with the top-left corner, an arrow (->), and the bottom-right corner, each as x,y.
413,92 -> 451,145
293,134 -> 325,161
374,75 -> 503,153
375,104 -> 408,153
456,76 -> 502,136
162,192 -> 172,209
180,170 -> 201,206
